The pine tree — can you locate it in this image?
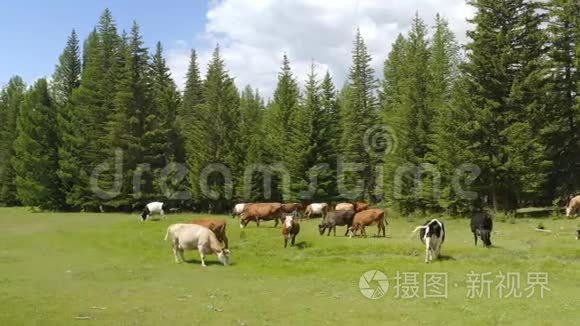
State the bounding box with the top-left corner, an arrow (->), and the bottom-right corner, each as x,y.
458,0 -> 548,210
12,79 -> 63,209
59,9 -> 121,210
317,71 -> 341,200
181,49 -> 207,205
262,55 -> 300,201
52,29 -> 81,105
543,0 -> 580,195
106,21 -> 153,209
340,29 -> 378,201
0,76 -> 26,206
239,86 -> 266,201
186,46 -> 241,211
150,42 -> 183,201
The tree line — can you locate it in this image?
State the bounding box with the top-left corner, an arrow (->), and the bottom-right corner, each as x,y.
0,0 -> 578,214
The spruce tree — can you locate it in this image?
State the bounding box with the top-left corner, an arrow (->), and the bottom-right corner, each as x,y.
459,0 -> 548,210
52,29 -> 82,105
12,79 -> 63,209
544,0 -> 580,195
0,76 -> 25,206
339,29 -> 378,201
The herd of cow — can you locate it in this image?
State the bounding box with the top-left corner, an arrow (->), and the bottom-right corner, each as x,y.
141,194 -> 580,267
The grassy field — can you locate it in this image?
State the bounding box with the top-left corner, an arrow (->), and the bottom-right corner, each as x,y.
0,207 -> 579,325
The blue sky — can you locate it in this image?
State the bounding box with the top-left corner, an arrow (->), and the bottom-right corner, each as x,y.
0,0 -> 208,85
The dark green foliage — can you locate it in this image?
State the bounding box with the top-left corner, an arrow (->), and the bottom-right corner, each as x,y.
340,30 -> 379,201
12,79 -> 63,209
0,76 -> 26,206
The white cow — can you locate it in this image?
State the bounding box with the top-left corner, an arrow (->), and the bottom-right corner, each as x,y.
565,195 -> 580,218
164,223 -> 230,267
231,203 -> 247,219
412,219 -> 445,263
141,202 -> 166,221
304,203 -> 328,219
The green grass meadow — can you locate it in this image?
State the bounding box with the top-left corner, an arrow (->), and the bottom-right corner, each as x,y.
1,207 -> 579,325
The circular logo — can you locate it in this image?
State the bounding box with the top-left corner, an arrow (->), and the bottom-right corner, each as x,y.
363,125 -> 398,158
359,270 -> 389,299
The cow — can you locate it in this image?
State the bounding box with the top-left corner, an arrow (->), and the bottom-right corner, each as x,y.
282,215 -> 300,248
189,218 -> 229,249
141,201 -> 167,221
281,202 -> 304,216
164,223 -> 230,267
576,229 -> 580,240
335,202 -> 354,211
318,209 -> 355,236
239,202 -> 284,228
304,203 -> 328,219
349,209 -> 387,238
353,202 -> 369,212
232,203 -> 247,219
565,195 -> 580,218
412,219 -> 445,264
470,211 -> 493,247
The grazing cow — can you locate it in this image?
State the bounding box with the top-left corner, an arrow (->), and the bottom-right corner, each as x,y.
190,218 -> 229,249
239,203 -> 283,228
304,203 -> 328,219
282,215 -> 300,248
318,209 -> 355,236
349,209 -> 387,238
164,223 -> 230,267
565,195 -> 580,218
412,219 -> 445,263
470,211 -> 493,247
141,201 -> 167,221
335,202 -> 354,211
282,203 -> 304,216
232,203 -> 247,218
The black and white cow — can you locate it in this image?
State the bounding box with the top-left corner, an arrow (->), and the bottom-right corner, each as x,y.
141,201 -> 167,221
470,211 -> 493,247
412,219 -> 445,263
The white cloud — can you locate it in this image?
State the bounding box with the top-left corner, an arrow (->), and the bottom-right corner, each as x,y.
168,0 -> 475,99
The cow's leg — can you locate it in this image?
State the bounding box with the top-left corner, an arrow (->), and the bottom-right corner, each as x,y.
161,209 -> 165,218
173,246 -> 180,263
332,225 -> 336,236
284,235 -> 288,248
177,248 -> 186,263
344,226 -> 350,237
425,238 -> 431,263
473,231 -> 478,246
199,249 -> 207,267
291,234 -> 296,246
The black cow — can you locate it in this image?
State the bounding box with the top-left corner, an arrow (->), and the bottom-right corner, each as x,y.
471,211 -> 493,247
318,209 -> 355,236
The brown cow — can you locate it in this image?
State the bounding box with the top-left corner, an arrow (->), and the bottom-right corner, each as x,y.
189,218 -> 229,249
565,195 -> 580,218
240,203 -> 284,228
282,202 -> 304,216
282,215 -> 300,248
349,209 -> 387,238
353,202 -> 369,212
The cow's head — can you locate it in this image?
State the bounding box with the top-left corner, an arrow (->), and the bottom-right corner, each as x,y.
140,207 -> 149,221
217,249 -> 230,266
318,223 -> 326,235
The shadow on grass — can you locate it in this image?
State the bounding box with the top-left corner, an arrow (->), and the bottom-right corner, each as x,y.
183,258 -> 229,266
295,241 -> 311,250
437,255 -> 455,261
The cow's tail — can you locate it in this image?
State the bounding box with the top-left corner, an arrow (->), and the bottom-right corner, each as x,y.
410,225 -> 427,238
164,227 -> 171,241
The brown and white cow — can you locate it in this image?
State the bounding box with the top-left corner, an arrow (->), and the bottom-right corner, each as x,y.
304,203 -> 328,219
189,218 -> 229,249
164,223 -> 230,267
349,209 -> 387,238
282,215 -> 300,248
335,202 -> 369,212
565,195 -> 580,218
239,203 -> 284,228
